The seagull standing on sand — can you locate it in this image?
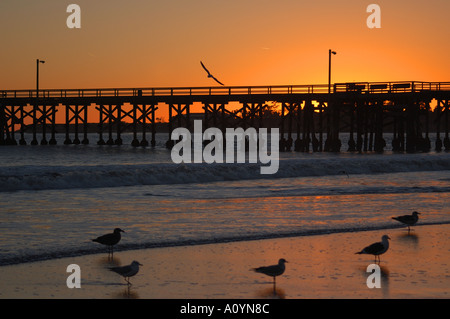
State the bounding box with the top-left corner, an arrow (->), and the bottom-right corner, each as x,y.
109,260 -> 143,286
392,211 -> 420,232
252,258 -> 288,285
356,235 -> 390,263
200,61 -> 225,86
92,228 -> 125,256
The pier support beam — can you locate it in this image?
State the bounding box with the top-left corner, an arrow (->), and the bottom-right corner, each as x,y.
279,102 -> 296,152
106,105 -> 116,145
424,102 -> 431,152
301,100 -> 317,152
166,103 -> 190,149
442,99 -> 450,151
203,103 -> 227,143
204,103 -> 226,131
347,102 -> 356,152
0,104 -> 18,145
132,104 -> 140,147
24,102 -> 58,146
140,104 -> 158,147
40,105 -> 48,145
31,103 -> 39,145
18,105 -> 27,145
373,100 -> 385,153
405,100 -> 419,153
96,104 -> 106,145
64,104 -> 89,145
115,104 -> 123,145
49,104 -> 57,145
1,104 -> 21,145
294,101 -> 303,152
64,104 -> 72,145
129,103 -> 158,147
326,96 -> 341,152
82,104 -> 89,145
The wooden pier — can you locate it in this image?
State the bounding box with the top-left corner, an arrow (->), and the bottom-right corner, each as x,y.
1,81 -> 449,152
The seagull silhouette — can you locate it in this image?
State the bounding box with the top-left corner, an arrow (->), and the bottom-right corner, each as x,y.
92,228 -> 124,256
356,235 -> 390,263
252,258 -> 288,286
392,211 -> 420,232
200,61 -> 224,86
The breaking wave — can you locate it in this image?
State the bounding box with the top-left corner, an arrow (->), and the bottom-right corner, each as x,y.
1,152 -> 449,192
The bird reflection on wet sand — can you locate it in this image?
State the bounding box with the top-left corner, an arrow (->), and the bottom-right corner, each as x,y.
359,263 -> 390,296
113,287 -> 140,299
255,286 -> 286,299
97,255 -> 122,268
396,231 -> 419,249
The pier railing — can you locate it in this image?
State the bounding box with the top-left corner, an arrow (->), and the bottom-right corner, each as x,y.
2,81 -> 448,100
1,84 -> 330,99
334,81 -> 450,94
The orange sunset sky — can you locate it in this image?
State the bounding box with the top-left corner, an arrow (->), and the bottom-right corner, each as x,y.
0,0 -> 449,91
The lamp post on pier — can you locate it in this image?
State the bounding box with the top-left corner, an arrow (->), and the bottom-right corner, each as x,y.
31,59 -> 46,145
328,50 -> 336,95
36,59 -> 45,99
326,49 -> 337,152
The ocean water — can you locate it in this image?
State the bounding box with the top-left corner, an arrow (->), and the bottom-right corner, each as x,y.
0,133 -> 449,266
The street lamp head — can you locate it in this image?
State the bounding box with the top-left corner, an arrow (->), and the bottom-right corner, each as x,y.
331,51 -> 337,55
40,60 -> 46,64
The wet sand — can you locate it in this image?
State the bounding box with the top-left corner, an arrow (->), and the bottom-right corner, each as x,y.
1,224 -> 449,299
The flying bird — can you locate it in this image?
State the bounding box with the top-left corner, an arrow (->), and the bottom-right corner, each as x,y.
392,211 -> 420,232
92,228 -> 125,256
356,235 -> 390,263
252,258 -> 288,285
109,260 -> 143,286
200,61 -> 224,86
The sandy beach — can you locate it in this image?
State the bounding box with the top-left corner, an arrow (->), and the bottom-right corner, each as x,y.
1,224 -> 449,299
